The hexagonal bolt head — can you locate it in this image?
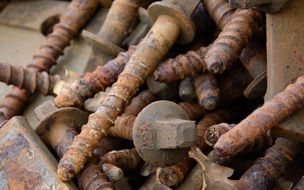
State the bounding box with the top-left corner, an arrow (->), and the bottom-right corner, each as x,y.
156,119 -> 197,149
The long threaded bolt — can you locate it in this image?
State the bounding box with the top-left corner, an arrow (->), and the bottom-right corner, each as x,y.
0,0 -> 98,121
194,73 -> 220,110
214,76 -> 304,157
55,46 -> 136,108
93,137 -> 129,158
205,9 -> 263,73
99,148 -> 143,171
202,0 -> 235,30
101,163 -> 124,183
153,46 -> 208,83
57,0 -> 199,180
232,138 -> 302,190
0,62 -> 59,95
158,158 -> 196,188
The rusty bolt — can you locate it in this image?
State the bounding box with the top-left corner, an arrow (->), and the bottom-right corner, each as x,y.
82,0 -> 139,65
215,76 -> 304,157
101,163 -> 125,183
78,162 -> 114,190
99,148 -> 143,171
205,123 -> 234,147
239,40 -> 267,99
205,9 -> 263,73
0,0 -> 98,121
178,77 -> 196,102
55,46 -> 136,108
210,138 -> 303,190
194,73 -> 220,110
0,62 -> 60,95
133,101 -> 197,166
57,0 -> 200,181
153,46 -> 208,83
34,100 -> 88,158
124,7 -> 153,47
93,137 -> 130,158
158,158 -> 196,188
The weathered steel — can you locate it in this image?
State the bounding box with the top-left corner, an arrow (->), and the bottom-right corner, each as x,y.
0,116 -> 75,189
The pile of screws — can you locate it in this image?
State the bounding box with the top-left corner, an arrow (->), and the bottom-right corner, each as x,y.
1,0 -> 304,189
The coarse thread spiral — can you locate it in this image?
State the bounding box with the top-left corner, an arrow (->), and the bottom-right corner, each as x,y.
78,163 -> 114,190
153,47 -> 208,83
108,115 -> 135,141
0,0 -> 98,122
215,76 -> 304,157
99,148 -> 143,170
0,62 -> 59,95
57,15 -> 181,181
202,0 -> 235,30
55,46 -> 136,108
205,9 -> 263,73
236,138 -> 303,190
158,158 -> 195,187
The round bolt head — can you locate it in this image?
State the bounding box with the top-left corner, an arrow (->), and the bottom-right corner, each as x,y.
133,100 -> 196,166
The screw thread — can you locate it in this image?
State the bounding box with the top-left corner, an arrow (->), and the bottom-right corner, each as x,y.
55,46 -> 136,107
205,9 -> 262,73
215,76 -> 304,156
154,47 -> 208,83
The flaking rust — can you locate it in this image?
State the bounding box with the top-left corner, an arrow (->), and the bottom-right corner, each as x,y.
0,0 -> 99,121
214,76 -> 304,157
55,46 -> 136,107
0,117 -> 75,189
57,0 -> 200,180
0,62 -> 59,96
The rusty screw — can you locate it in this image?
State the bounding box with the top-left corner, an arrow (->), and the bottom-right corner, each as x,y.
153,0 -> 235,83
194,73 -> 220,110
34,100 -> 88,158
82,0 -> 139,65
0,0 -> 99,121
57,0 -> 200,181
215,76 -> 304,157
204,9 -> 263,73
179,77 -> 196,102
209,138 -> 303,190
99,148 -> 143,171
178,101 -> 208,120
55,46 -> 136,108
0,62 -> 59,96
228,0 -> 289,13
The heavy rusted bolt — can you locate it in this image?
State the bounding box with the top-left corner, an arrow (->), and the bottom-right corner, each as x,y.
82,0 -> 139,65
133,100 -> 197,166
34,100 -> 88,158
123,7 -> 153,47
178,77 -> 196,102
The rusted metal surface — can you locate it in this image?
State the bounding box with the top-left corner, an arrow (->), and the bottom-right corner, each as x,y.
209,138 -> 303,190
101,163 -> 124,183
133,101 -> 197,166
82,0 -> 139,66
57,0 -> 199,181
55,46 -> 136,108
0,0 -> 99,124
239,40 -> 267,99
178,102 -> 208,120
229,0 -> 289,13
179,77 -> 196,102
100,148 -> 143,171
194,73 -> 220,110
266,0 -> 304,142
34,100 -> 88,158
214,76 -> 304,157
0,62 -> 60,95
205,9 -> 263,73
0,116 -> 75,189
